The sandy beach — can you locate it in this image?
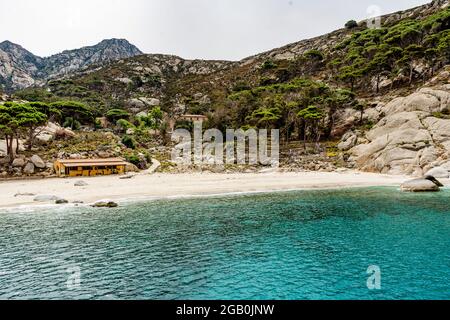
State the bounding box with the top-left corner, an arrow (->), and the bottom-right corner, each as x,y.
0,171 -> 422,209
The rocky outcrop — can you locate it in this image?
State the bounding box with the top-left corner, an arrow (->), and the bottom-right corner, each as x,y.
35,122 -> 75,143
349,86 -> 450,175
338,132 -> 358,151
425,166 -> 450,178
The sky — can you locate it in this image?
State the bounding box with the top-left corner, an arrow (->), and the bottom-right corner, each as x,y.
0,0 -> 431,61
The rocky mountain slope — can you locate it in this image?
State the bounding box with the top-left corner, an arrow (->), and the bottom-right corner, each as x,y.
0,39 -> 142,91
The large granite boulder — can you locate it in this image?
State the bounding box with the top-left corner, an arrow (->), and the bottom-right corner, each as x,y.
401,176 -> 442,192
35,122 -> 75,143
30,155 -> 46,169
23,162 -> 35,174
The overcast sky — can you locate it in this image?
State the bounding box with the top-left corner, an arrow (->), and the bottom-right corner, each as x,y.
0,0 -> 430,61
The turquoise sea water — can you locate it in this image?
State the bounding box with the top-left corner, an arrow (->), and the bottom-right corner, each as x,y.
0,187 -> 449,300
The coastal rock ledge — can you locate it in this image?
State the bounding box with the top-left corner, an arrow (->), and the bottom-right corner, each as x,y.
401,176 -> 444,192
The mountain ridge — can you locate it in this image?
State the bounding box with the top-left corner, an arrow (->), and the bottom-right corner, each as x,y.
0,38 -> 143,91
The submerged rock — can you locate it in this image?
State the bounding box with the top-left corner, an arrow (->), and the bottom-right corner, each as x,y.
401,176 -> 443,192
91,201 -> 119,208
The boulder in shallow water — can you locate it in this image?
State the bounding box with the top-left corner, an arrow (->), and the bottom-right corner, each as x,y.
91,201 -> 118,208
74,180 -> 88,187
401,177 -> 442,192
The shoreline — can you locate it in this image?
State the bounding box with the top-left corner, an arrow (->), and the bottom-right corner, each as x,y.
0,170 -> 423,210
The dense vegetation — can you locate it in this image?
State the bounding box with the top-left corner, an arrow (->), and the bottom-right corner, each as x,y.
331,7 -> 450,92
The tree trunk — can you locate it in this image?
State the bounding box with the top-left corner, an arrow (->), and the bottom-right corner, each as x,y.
15,137 -> 20,155
28,128 -> 34,151
303,122 -> 307,151
314,121 -> 321,153
5,135 -> 9,154
325,106 -> 336,139
376,74 -> 380,93
409,65 -> 414,84
7,135 -> 15,160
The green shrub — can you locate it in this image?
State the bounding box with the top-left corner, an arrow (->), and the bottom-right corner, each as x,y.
106,109 -> 130,122
304,49 -> 325,61
117,119 -> 134,133
125,154 -> 140,166
122,134 -> 137,149
261,60 -> 278,70
345,20 -> 358,29
63,117 -> 81,130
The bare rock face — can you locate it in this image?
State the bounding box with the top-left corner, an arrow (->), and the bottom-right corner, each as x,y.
425,166 -> 450,179
0,39 -> 142,92
350,87 -> 450,175
338,132 -> 358,151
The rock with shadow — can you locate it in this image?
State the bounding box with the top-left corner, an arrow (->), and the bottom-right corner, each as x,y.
401,175 -> 444,192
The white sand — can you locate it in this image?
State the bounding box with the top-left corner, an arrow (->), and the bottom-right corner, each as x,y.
0,171 -> 414,209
